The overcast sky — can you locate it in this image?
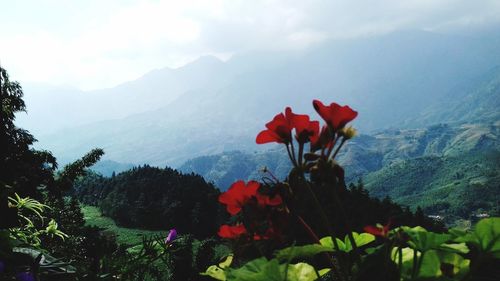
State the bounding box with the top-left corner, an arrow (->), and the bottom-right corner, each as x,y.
1,0 -> 499,90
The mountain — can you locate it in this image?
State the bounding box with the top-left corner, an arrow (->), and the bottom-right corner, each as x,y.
16,56 -> 230,135
27,30 -> 500,166
179,149 -> 292,190
364,150 -> 500,222
178,120 -> 499,223
403,66 -> 500,127
89,160 -> 135,177
180,121 -> 500,190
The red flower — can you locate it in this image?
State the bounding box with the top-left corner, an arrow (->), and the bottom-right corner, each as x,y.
310,125 -> 333,151
289,110 -> 320,144
256,108 -> 294,144
256,107 -> 320,145
218,180 -> 282,215
364,221 -> 392,238
313,100 -> 358,130
218,224 -> 247,239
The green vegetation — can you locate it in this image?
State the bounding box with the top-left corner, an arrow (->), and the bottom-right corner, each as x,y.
365,150 -> 500,222
183,122 -> 499,223
81,205 -> 165,246
1,55 -> 499,281
75,166 -> 223,239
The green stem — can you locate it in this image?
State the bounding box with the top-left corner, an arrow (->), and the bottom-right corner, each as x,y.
398,246 -> 403,275
326,134 -> 338,159
330,186 -> 362,266
411,249 -> 418,279
330,138 -> 346,161
298,142 -> 304,167
416,251 -> 425,277
286,144 -> 298,167
296,215 -> 338,274
302,180 -> 344,281
289,140 -> 298,166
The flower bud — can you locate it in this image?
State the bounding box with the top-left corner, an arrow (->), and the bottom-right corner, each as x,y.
340,126 -> 357,139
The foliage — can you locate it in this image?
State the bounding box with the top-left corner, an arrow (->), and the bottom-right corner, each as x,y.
74,166 -> 223,239
366,150 -> 500,222
81,206 -> 164,246
0,66 -> 108,280
203,100 -> 499,281
2,65 -> 499,281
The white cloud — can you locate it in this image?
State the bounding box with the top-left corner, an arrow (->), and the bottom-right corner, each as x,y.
1,0 -> 499,90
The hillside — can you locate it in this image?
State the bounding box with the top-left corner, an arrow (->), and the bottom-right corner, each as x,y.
29,30 -> 500,166
74,165 -> 223,239
89,160 -> 135,177
177,119 -> 499,224
180,121 -> 499,188
403,66 -> 500,127
364,150 -> 500,222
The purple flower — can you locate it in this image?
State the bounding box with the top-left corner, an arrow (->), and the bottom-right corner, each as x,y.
0,261 -> 5,273
165,229 -> 177,244
16,272 -> 35,281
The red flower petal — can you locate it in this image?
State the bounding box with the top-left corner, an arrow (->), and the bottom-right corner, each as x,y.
244,181 -> 260,197
256,130 -> 282,144
363,225 -> 383,236
256,193 -> 283,207
218,180 -> 261,215
218,224 -> 247,239
313,100 -> 358,130
364,220 -> 392,238
256,109 -> 294,144
313,100 -> 331,124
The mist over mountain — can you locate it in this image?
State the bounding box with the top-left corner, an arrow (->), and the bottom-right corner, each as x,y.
20,29 -> 500,167
16,56 -> 231,135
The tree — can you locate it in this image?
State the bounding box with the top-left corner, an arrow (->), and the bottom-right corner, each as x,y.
1,66 -> 57,198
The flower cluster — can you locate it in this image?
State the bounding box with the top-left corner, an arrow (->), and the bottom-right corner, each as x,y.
218,100 -> 358,240
218,180 -> 283,239
256,100 -> 358,167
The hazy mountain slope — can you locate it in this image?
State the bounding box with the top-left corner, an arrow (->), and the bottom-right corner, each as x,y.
34,30 -> 500,166
179,149 -> 292,190
89,160 -> 135,177
404,66 -> 500,127
178,121 -> 499,222
16,56 -> 231,135
364,150 -> 500,221
179,122 -> 500,190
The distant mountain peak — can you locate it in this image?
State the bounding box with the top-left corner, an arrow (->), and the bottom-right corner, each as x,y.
177,55 -> 225,72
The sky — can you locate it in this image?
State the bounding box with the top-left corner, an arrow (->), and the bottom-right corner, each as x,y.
1,0 -> 499,91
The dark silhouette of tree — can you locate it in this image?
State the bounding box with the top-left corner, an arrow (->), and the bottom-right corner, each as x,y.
74,166 -> 224,239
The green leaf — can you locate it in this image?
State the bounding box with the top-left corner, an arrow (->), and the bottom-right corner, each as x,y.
285,263 -> 318,281
403,226 -> 452,251
436,251 -> 470,279
344,232 -> 375,251
219,255 -> 233,269
437,243 -> 469,254
225,258 -> 323,281
391,247 -> 417,279
474,217 -> 500,257
201,265 -> 227,281
449,228 -> 467,239
418,250 -> 441,278
320,236 -> 347,252
275,244 -> 332,261
318,268 -> 331,276
226,257 -> 281,281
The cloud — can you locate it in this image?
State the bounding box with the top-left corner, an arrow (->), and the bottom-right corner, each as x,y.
1,0 -> 499,90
